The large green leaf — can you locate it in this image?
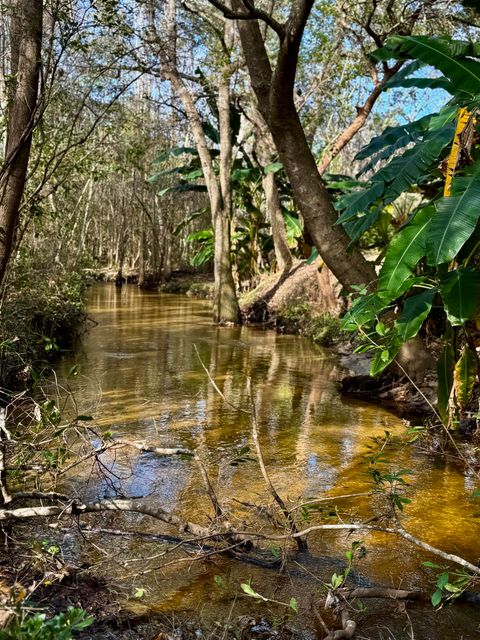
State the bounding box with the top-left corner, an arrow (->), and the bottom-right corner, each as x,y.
345,209 -> 380,245
379,126 -> 454,202
370,337 -> 402,377
383,60 -> 425,88
341,291 -> 393,332
437,335 -> 454,424
394,288 -> 436,342
384,77 -> 455,93
355,114 -> 432,162
172,209 -> 208,237
440,268 -> 480,325
426,162 -> 480,265
264,162 -> 283,174
157,183 -> 207,197
454,346 -> 477,408
336,182 -> 384,224
153,147 -> 198,164
377,36 -> 480,96
378,208 -> 432,295
337,125 -> 453,229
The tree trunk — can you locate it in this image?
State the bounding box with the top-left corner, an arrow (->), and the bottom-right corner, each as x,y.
216,42 -> 241,324
138,211 -> 146,288
250,104 -> 293,273
163,0 -> 240,323
230,1 -> 376,291
0,0 -> 42,287
262,171 -> 292,273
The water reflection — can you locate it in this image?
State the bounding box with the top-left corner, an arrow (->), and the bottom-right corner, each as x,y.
54,284 -> 480,638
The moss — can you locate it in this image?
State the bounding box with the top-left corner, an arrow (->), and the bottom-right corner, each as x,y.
276,303 -> 342,346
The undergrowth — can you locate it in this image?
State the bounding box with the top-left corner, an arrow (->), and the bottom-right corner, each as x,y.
276,303 -> 342,346
0,252 -> 88,389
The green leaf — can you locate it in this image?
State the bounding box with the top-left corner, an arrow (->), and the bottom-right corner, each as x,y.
427,162 -> 480,265
306,247 -> 319,264
378,208 -> 432,295
378,36 -> 480,96
422,561 -> 444,569
172,209 -> 208,237
241,583 -> 267,601
454,346 -> 477,408
437,335 -> 455,424
202,121 -> 220,143
355,110 -> 446,162
134,587 -> 145,598
394,288 -> 436,342
153,146 -> 198,164
379,126 -> 454,203
385,77 -> 455,92
341,290 -> 393,331
437,572 -> 450,589
382,59 -> 425,88
431,588 -> 443,607
370,342 -> 401,376
283,212 -> 303,239
264,162 -> 283,174
440,268 -> 480,325
444,583 -> 461,593
335,181 -> 384,223
289,597 -> 298,612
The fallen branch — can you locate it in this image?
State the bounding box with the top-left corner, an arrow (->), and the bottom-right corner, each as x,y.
115,439 -> 193,457
11,491 -> 70,502
337,587 -> 424,601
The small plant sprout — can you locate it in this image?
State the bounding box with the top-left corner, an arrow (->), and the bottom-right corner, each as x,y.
423,562 -> 475,608
240,582 -> 298,613
326,541 -> 367,592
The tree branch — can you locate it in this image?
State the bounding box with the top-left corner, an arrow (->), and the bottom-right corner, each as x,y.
207,0 -> 286,38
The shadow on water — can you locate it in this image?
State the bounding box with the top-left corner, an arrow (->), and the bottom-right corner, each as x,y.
53,284 -> 480,639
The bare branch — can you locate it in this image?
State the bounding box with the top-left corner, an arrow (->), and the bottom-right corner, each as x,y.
207,0 -> 286,38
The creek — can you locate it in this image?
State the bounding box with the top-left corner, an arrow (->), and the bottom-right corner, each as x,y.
54,284 -> 480,639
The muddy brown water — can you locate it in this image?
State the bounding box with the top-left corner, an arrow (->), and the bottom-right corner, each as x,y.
53,284 -> 480,639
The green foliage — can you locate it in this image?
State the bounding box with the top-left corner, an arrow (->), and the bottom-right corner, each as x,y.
277,304 -> 342,346
339,34 -> 480,426
0,607 -> 94,640
326,541 -> 367,591
240,582 -> 298,613
453,346 -> 477,409
422,562 -> 474,608
0,254 -> 87,389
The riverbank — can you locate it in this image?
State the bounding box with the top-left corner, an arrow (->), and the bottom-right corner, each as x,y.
2,284 -> 480,640
0,262 -> 89,392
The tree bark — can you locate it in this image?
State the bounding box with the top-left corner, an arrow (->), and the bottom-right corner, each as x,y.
0,0 -> 42,287
249,104 -> 293,272
317,83 -> 385,175
262,171 -> 292,272
216,44 -> 241,323
163,0 -> 240,323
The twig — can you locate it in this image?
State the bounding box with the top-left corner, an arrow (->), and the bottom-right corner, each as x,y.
194,450 -> 225,520
247,376 -> 308,551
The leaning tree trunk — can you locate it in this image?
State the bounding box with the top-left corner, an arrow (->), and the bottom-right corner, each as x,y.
230,0 -> 376,291
0,0 -> 42,287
